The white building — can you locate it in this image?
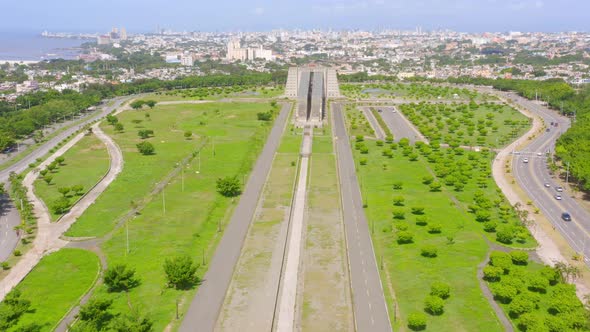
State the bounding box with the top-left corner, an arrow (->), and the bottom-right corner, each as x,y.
181,54 -> 194,66
226,39 -> 274,62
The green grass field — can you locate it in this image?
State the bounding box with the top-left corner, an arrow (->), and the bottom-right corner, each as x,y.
399,102 -> 530,148
67,101 -> 279,330
351,131 -> 536,330
66,102 -> 272,237
33,133 -> 110,221
343,104 -> 375,138
340,83 -> 496,101
146,85 -> 284,102
10,249 -> 99,332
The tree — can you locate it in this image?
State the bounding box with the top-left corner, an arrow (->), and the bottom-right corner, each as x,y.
424,295 -> 444,315
430,281 -> 450,299
110,311 -> 154,332
518,313 -> 548,332
106,114 -> 119,125
392,196 -> 405,206
46,163 -> 57,172
407,312 -> 427,331
104,264 -> 138,292
57,187 -> 71,197
216,176 -> 241,197
491,283 -> 518,304
75,298 -> 114,331
528,273 -> 549,293
114,123 -> 124,133
257,111 -> 272,121
51,197 -> 71,214
422,175 -> 434,184
0,183 -> 5,196
55,156 -> 65,166
392,181 -> 403,190
163,255 -> 198,289
138,129 -> 154,139
184,130 -> 192,139
43,175 -> 53,185
429,181 -> 442,192
483,266 -> 503,282
489,251 -> 512,274
396,231 -> 413,244
71,184 -> 84,196
496,227 -> 514,244
144,100 -> 157,109
411,207 -> 425,215
509,295 -> 537,318
427,223 -> 442,234
0,289 -> 31,330
130,100 -> 145,110
136,142 -> 155,155
421,246 -> 438,258
510,251 -> 529,265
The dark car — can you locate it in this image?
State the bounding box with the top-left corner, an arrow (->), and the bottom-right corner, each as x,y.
561,212 -> 572,221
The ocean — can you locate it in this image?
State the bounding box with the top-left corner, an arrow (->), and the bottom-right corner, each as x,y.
0,31 -> 88,62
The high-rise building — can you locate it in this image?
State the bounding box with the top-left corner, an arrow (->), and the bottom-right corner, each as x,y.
226,39 -> 274,62
120,27 -> 127,41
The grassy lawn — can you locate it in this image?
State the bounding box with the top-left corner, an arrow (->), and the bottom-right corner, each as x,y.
146,86 -> 284,102
350,129 -> 536,330
70,101 -> 279,331
340,83 -> 496,101
10,249 -> 100,332
398,102 -> 530,148
66,102 -> 272,237
343,104 -> 375,138
33,133 -> 110,221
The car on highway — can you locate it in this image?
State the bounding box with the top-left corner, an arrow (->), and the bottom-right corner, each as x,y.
392,109 -> 397,113
546,128 -> 550,132
555,194 -> 562,200
377,109 -> 382,113
561,212 -> 572,221
556,186 -> 564,192
544,183 -> 551,188
537,152 -> 543,156
523,158 -> 529,163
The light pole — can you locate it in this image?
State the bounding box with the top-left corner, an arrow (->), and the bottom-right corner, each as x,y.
162,187 -> 166,215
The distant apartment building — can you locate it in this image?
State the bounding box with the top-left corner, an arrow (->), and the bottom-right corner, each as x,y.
181,54 -> 194,66
226,39 -> 274,61
96,27 -> 128,45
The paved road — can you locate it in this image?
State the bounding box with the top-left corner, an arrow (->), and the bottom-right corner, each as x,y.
0,96 -> 134,261
333,103 -> 392,332
504,93 -> 590,264
361,108 -> 385,139
179,103 -> 290,332
374,106 -> 426,143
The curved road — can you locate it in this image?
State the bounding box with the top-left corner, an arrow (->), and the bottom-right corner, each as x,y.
505,93 -> 590,264
0,96 -> 134,261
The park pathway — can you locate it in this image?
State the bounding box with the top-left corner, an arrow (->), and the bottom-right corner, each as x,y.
0,123 -> 123,301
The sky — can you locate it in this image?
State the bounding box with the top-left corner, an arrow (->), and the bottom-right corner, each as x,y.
2,0 -> 589,33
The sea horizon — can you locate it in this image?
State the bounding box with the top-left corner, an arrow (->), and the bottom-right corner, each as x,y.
0,30 -> 88,62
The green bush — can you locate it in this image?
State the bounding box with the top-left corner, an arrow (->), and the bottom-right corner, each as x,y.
489,251 -> 512,274
421,246 -> 438,258
483,266 -> 503,282
136,141 -> 155,155
483,221 -> 497,232
496,226 -> 514,244
415,216 -> 428,226
427,223 -> 442,234
392,209 -> 405,220
407,312 -> 427,331
396,231 -> 413,244
430,281 -> 451,299
424,295 -> 445,315
510,251 -> 529,265
411,207 -> 425,215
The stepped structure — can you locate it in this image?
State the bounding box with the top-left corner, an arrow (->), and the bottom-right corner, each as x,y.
286,66 -> 340,127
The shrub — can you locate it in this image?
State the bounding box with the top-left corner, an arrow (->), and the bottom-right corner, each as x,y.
163,255 -> 198,289
376,140 -> 384,146
491,283 -> 518,304
396,231 -> 413,244
430,281 -> 451,299
422,175 -> 434,184
216,176 -> 242,197
496,227 -> 514,244
483,266 -> 503,282
359,158 -> 367,165
392,209 -> 405,219
424,295 -> 444,315
429,182 -> 442,192
427,223 -> 442,234
355,135 -> 364,142
510,251 -> 529,265
489,251 -> 512,274
394,222 -> 409,231
13,250 -> 21,257
407,312 -> 427,331
411,207 -> 425,215
360,146 -> 369,154
51,197 -> 71,214
392,196 -> 405,206
421,246 -> 438,258
1,262 -> 9,270
475,210 -> 491,222
483,221 -> 497,232
104,264 -> 138,292
392,182 -> 403,190
415,216 -> 428,226
136,141 -> 155,155
257,111 -> 272,121
528,273 -> 549,293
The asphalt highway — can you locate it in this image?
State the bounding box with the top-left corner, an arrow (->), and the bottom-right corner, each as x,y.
179,104 -> 290,332
373,106 -> 425,143
0,96 -> 133,261
333,103 -> 392,332
505,93 -> 590,263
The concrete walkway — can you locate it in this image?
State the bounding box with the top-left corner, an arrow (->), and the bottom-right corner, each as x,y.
0,123 -> 123,300
275,126 -> 312,332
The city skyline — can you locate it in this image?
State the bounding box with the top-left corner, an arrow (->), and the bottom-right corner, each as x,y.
2,0 -> 590,33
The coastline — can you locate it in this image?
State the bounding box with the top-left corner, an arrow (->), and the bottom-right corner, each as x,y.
0,60 -> 40,65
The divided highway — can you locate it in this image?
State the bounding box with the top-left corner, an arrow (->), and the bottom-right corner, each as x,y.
506,93 -> 590,263
333,103 -> 392,332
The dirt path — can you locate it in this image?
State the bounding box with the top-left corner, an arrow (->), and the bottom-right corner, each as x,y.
0,123 -> 123,301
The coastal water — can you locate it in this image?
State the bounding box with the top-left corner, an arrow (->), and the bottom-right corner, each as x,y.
0,31 -> 88,62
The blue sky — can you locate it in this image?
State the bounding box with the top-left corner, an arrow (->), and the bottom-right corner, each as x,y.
2,0 -> 588,33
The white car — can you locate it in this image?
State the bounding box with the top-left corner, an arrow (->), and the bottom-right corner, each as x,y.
537,152 -> 543,156
555,194 -> 562,200
556,186 -> 564,192
392,109 -> 397,113
523,158 -> 529,163
544,183 -> 551,188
